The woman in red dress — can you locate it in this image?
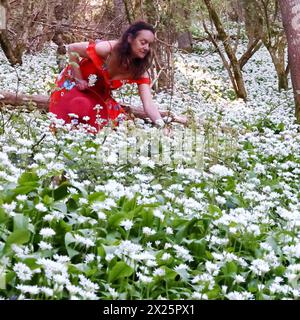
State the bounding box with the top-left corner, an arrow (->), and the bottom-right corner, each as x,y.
49,21 -> 186,133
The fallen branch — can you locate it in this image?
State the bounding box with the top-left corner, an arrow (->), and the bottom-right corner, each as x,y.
0,91 -> 187,125
0,91 -> 49,110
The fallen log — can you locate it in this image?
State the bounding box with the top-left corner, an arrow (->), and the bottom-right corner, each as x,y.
0,90 -> 187,125
0,91 -> 49,110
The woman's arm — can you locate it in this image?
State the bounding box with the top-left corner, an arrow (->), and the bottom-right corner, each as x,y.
138,82 -> 188,128
66,41 -> 116,90
67,42 -> 89,84
138,83 -> 165,127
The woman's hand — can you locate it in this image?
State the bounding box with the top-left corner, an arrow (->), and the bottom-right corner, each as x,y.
173,115 -> 188,126
76,79 -> 89,91
162,126 -> 173,137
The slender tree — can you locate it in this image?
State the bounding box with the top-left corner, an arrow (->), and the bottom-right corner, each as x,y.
243,0 -> 289,91
279,0 -> 300,121
203,0 -> 248,100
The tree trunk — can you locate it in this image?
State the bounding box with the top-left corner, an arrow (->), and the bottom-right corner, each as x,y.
177,31 -> 193,53
0,1 -> 7,30
279,0 -> 300,122
0,0 -> 23,65
113,0 -> 127,35
52,2 -> 67,72
242,0 -> 263,47
145,0 -> 176,91
270,51 -> 289,91
203,0 -> 247,100
177,4 -> 193,52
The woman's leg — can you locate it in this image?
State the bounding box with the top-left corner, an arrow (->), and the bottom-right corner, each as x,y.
50,88 -> 97,124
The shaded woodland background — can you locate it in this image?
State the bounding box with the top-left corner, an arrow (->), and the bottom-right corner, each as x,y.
0,0 -> 299,121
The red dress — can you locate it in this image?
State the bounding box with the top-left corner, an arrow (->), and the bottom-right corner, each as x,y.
49,41 -> 151,132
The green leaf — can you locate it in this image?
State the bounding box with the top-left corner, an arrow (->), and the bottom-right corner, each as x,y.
13,214 -> 29,231
14,183 -> 39,195
97,246 -> 106,258
248,279 -> 259,293
162,267 -> 177,280
53,182 -> 70,201
88,192 -> 106,203
174,266 -> 189,281
0,208 -> 7,224
108,261 -> 133,282
52,202 -> 68,214
6,229 -> 30,245
175,218 -> 197,243
18,172 -> 39,185
206,287 -> 221,299
108,213 -> 125,228
65,232 -> 79,258
141,210 -> 154,227
0,266 -> 6,290
189,239 -> 206,259
59,220 -> 72,233
208,204 -> 222,219
222,261 -> 238,276
23,258 -> 40,270
43,195 -> 53,205
122,197 -> 137,213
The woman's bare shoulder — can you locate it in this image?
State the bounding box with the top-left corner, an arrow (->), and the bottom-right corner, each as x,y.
95,40 -> 119,59
141,70 -> 151,78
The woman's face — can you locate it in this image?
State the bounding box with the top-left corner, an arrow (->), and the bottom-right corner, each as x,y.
129,30 -> 155,59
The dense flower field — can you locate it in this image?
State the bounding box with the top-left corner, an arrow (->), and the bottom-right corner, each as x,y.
0,36 -> 300,300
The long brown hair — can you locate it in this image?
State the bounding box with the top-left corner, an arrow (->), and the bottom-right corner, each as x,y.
114,21 -> 155,79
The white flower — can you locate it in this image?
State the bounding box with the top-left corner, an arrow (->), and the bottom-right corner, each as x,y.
105,254 -> 115,262
79,198 -> 89,205
192,292 -> 208,300
108,286 -> 119,299
40,287 -> 54,297
209,164 -> 234,177
73,234 -> 95,248
53,274 -> 70,285
16,285 -> 40,295
249,259 -> 270,276
16,195 -> 28,201
84,254 -> 95,264
120,219 -> 134,231
173,245 -> 193,262
35,203 -> 48,212
106,153 -> 118,165
13,262 -> 33,281
97,211 -> 107,220
93,104 -> 103,111
226,291 -> 254,300
166,227 -> 173,235
205,261 -> 220,275
234,275 -> 246,284
88,74 -> 97,87
142,227 -> 156,236
3,202 -> 16,212
153,268 -> 165,277
78,274 -> 99,292
68,187 -> 78,195
39,228 -> 56,238
153,209 -> 165,221
161,253 -> 171,261
16,138 -> 33,147
68,113 -> 79,118
216,195 -> 226,205
174,264 -> 189,271
136,272 -> 153,283
38,241 -> 53,250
